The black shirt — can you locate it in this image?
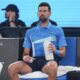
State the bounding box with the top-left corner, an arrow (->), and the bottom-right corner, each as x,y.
0,19 -> 26,38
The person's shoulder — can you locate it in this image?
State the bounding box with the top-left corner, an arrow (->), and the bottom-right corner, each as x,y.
28,27 -> 37,32
17,19 -> 24,23
0,20 -> 7,27
27,27 -> 37,32
17,19 -> 26,27
25,27 -> 37,36
31,21 -> 39,27
55,26 -> 64,34
57,26 -> 63,30
51,24 -> 63,33
0,20 -> 7,24
49,20 -> 57,26
53,25 -> 62,29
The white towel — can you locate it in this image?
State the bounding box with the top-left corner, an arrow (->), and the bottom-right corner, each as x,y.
0,62 -> 3,74
57,65 -> 80,76
19,65 -> 80,78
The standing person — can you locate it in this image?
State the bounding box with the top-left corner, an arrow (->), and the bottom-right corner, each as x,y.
0,4 -> 26,38
8,2 -> 67,80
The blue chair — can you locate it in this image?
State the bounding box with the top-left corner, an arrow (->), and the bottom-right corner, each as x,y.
57,37 -> 77,80
19,37 -> 77,80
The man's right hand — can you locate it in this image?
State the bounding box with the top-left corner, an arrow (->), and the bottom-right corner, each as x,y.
23,55 -> 33,63
9,12 -> 16,27
9,12 -> 16,22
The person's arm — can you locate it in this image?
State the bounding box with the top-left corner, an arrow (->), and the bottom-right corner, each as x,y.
22,48 -> 33,63
9,12 -> 17,27
55,27 -> 67,57
49,27 -> 67,57
58,46 -> 66,57
22,29 -> 34,63
48,44 -> 66,57
23,48 -> 30,57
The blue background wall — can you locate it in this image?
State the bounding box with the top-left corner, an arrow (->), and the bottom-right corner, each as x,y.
0,0 -> 80,27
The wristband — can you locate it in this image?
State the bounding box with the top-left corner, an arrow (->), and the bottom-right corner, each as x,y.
55,50 -> 60,57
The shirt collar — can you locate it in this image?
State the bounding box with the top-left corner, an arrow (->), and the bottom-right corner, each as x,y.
37,21 -> 52,29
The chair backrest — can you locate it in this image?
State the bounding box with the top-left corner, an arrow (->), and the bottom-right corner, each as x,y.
59,37 -> 77,66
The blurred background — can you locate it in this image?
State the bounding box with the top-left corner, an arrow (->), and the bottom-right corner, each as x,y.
0,0 -> 80,27
0,0 -> 80,80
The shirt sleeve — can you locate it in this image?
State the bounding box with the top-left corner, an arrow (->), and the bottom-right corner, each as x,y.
23,30 -> 32,48
57,27 -> 67,48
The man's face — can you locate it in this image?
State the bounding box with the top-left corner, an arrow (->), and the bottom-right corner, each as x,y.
5,11 -> 16,19
38,6 -> 51,23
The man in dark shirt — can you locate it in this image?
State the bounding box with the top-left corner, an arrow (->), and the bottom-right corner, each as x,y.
0,4 -> 26,38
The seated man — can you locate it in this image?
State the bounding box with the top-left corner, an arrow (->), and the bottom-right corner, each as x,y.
8,2 -> 67,80
0,4 -> 26,38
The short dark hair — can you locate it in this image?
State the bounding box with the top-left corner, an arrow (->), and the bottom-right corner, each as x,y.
38,2 -> 51,12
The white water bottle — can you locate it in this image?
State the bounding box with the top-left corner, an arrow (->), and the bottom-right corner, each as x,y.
43,40 -> 54,60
